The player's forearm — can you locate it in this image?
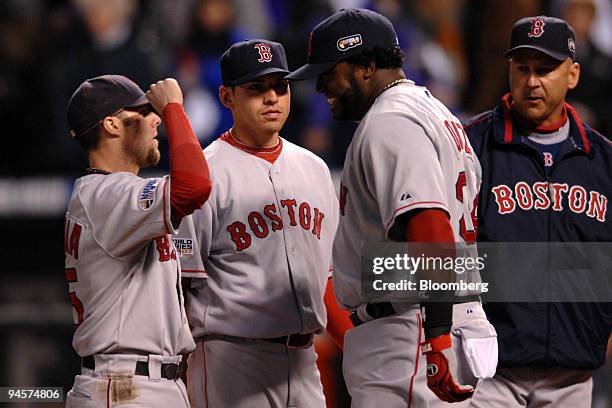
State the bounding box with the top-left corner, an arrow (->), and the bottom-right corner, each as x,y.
163,103 -> 212,221
405,208 -> 455,338
323,278 -> 353,349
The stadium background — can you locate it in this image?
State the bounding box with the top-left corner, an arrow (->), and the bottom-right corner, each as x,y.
0,0 -> 610,406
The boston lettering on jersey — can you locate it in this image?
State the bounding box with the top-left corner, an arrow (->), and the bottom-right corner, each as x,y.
491,182 -> 607,222
226,198 -> 325,251
64,217 -> 83,260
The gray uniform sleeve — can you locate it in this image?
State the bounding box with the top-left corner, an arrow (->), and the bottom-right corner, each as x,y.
177,198 -> 214,279
361,113 -> 450,238
78,174 -> 174,258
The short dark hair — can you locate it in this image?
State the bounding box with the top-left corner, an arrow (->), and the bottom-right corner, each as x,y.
344,46 -> 405,69
75,124 -> 103,152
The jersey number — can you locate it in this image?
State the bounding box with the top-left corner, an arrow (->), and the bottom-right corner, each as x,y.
455,172 -> 478,244
65,268 -> 84,326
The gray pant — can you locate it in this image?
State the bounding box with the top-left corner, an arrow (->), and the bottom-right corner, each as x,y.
187,337 -> 326,408
469,366 -> 593,408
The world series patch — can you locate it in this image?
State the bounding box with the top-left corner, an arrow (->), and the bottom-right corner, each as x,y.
173,238 -> 194,256
139,179 -> 160,210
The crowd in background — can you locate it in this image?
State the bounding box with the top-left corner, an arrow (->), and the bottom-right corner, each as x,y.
0,0 -> 610,177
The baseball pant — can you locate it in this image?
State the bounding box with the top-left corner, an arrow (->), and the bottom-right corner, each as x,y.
469,366 -> 593,407
187,336 -> 326,408
343,303 -> 442,408
66,354 -> 189,407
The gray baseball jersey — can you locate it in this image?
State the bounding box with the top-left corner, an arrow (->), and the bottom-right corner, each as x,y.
178,133 -> 339,339
333,81 -> 482,308
64,173 -> 195,357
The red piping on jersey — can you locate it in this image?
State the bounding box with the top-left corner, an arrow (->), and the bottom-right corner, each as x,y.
566,103 -> 590,154
220,131 -> 283,164
502,94 -> 513,144
385,201 -> 449,232
407,313 -> 423,408
162,178 -> 172,234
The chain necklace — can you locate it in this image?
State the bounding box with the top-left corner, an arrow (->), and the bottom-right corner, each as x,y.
86,167 -> 111,175
381,78 -> 412,93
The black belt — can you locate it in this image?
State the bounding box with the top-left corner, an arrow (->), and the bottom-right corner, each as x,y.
82,355 -> 186,380
265,333 -> 314,348
350,302 -> 396,327
350,296 -> 482,327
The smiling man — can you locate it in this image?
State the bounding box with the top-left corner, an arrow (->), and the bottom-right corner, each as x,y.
464,16 -> 612,408
175,39 -> 343,408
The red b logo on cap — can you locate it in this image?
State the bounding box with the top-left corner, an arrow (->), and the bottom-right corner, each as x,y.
254,43 -> 272,63
528,18 -> 545,38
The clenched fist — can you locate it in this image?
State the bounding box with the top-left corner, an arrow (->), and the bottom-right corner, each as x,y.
146,78 -> 183,113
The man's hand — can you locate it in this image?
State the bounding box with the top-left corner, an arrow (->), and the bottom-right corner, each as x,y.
423,333 -> 475,403
146,78 -> 183,112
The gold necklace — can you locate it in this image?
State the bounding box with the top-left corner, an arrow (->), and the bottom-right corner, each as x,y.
382,78 -> 411,92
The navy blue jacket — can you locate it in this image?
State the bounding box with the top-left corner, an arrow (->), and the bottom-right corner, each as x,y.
464,94 -> 612,370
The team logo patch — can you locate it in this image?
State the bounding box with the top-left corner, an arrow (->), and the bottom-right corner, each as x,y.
337,34 -> 362,51
172,238 -> 194,256
568,38 -> 575,53
254,43 -> 273,63
427,363 -> 438,377
528,18 -> 545,38
138,179 -> 160,210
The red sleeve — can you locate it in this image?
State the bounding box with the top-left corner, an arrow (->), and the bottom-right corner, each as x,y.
405,208 -> 454,243
324,278 -> 353,350
163,103 -> 212,225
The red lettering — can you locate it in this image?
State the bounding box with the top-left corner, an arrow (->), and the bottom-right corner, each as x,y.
550,183 -> 569,211
492,185 -> 515,214
248,211 -> 269,239
67,222 -> 82,260
533,182 -> 550,209
281,199 -> 298,226
227,221 -> 252,251
458,123 -> 473,155
65,268 -> 77,283
312,208 -> 325,240
69,292 -> 84,326
586,191 -> 607,222
568,185 -> 587,214
515,182 -> 533,210
154,235 -> 172,261
455,172 -> 477,244
263,204 -> 283,231
299,202 -> 311,230
444,120 -> 463,152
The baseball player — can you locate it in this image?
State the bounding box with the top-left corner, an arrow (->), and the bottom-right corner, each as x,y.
63,75 -> 211,407
288,9 -> 497,407
464,16 -> 612,407
175,39 -> 344,408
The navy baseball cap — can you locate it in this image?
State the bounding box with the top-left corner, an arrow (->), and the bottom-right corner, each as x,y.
221,39 -> 290,86
505,16 -> 576,61
287,8 -> 399,80
67,75 -> 148,138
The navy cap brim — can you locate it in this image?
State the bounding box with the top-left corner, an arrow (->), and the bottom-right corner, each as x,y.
286,61 -> 338,81
126,93 -> 150,108
227,67 -> 291,86
504,45 -> 568,61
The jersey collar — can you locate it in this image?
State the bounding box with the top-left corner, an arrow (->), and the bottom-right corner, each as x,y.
494,93 -> 591,155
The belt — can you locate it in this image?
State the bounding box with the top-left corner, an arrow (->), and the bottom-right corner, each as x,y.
203,333 -> 314,349
265,333 -> 314,348
350,302 -> 396,327
82,355 -> 186,381
350,296 -> 482,327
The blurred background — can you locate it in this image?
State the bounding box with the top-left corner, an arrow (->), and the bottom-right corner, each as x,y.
0,0 -> 610,406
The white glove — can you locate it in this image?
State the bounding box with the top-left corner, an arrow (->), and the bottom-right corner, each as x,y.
451,301 -> 498,386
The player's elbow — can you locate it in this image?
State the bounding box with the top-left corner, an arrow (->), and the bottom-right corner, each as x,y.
171,176 -> 212,216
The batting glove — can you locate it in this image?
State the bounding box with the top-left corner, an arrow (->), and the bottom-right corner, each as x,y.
422,333 -> 475,403
451,301 -> 498,384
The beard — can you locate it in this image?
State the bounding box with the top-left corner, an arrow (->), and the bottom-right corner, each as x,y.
122,119 -> 160,169
333,69 -> 366,121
